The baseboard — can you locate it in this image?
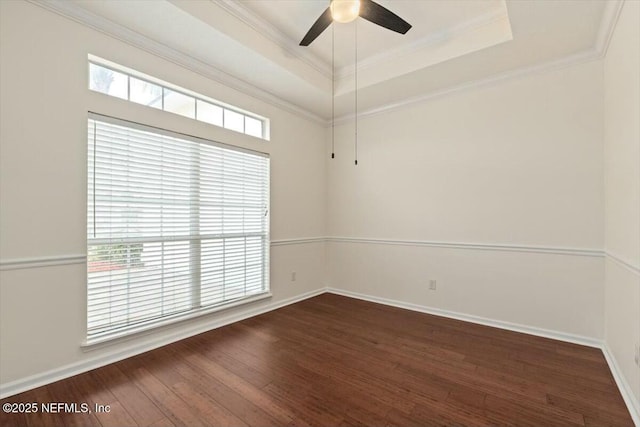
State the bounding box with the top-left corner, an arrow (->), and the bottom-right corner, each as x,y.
326,287 -> 601,347
602,343 -> 640,426
0,288 -> 326,399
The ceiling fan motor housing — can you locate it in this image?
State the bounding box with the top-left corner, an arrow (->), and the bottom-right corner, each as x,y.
330,0 -> 361,23
299,0 -> 411,46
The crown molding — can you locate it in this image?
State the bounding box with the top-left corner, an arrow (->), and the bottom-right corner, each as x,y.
332,48 -> 601,125
214,0 -> 332,79
23,0 -> 627,127
595,0 -> 624,57
336,6 -> 510,79
331,0 -> 623,124
27,0 -> 326,125
215,0 -> 510,83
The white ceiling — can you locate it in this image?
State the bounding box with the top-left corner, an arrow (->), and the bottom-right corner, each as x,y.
238,0 -> 508,68
56,0 -> 610,121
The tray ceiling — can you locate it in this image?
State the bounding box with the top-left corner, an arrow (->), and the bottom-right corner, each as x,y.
50,0 -> 610,120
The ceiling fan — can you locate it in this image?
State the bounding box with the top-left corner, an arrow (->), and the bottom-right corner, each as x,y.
299,0 -> 412,46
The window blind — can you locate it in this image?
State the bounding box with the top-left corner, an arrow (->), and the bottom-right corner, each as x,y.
87,114 -> 269,341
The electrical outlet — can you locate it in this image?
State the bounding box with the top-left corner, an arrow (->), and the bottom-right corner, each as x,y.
635,344 -> 639,366
291,271 -> 296,282
429,280 -> 437,291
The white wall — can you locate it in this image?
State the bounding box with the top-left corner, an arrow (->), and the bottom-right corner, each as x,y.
0,1 -> 326,395
603,0 -> 640,412
327,59 -> 605,340
1,0 -> 638,414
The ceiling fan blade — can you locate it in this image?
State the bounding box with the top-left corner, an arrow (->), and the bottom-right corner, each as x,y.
300,7 -> 333,46
359,0 -> 412,34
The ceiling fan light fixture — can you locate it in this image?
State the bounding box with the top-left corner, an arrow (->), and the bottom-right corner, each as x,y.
330,0 -> 361,23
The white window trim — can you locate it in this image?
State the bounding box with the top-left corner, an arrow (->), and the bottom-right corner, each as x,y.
88,112 -> 269,157
82,292 -> 272,348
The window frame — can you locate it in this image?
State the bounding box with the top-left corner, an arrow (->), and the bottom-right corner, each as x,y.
88,59 -> 269,140
84,113 -> 271,347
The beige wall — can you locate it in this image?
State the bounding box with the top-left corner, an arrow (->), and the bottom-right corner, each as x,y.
327,59 -> 605,340
0,1 -> 326,393
604,0 -> 640,411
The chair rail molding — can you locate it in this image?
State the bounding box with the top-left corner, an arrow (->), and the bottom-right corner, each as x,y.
327,236 -> 604,257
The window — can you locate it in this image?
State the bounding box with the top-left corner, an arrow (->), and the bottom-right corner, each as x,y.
224,109 -> 245,133
87,114 -> 270,343
89,61 -> 269,140
197,99 -> 223,127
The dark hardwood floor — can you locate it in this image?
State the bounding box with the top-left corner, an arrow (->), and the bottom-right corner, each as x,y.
0,293 -> 634,426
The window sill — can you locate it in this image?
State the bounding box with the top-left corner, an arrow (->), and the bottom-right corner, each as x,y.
81,291 -> 272,350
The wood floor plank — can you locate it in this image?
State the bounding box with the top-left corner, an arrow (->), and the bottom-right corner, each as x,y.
45,377 -> 103,427
0,294 -> 634,426
262,381 -> 344,426
0,387 -> 39,427
0,404 -> 26,427
67,372 -> 138,427
159,341 -> 290,427
92,363 -> 166,427
68,371 -> 118,407
385,408 -> 432,427
92,401 -> 138,427
115,362 -> 205,427
206,329 -> 399,422
183,351 -> 296,424
147,417 -> 176,427
180,332 -> 274,389
170,381 -> 249,427
410,402 -> 490,427
25,387 -> 66,427
484,394 -> 585,427
546,392 -> 632,424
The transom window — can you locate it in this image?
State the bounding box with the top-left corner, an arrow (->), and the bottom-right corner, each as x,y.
89,58 -> 269,140
86,114 -> 270,343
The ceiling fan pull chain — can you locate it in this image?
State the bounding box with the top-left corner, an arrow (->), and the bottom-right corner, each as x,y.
332,24 -> 335,159
355,19 -> 358,166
